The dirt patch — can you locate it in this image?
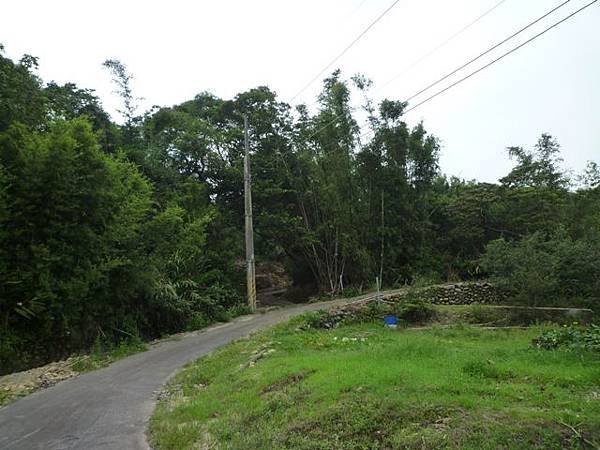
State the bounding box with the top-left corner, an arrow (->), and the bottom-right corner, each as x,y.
0,358 -> 78,406
261,369 -> 316,394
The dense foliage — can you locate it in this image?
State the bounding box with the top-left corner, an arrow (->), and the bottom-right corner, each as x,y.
0,49 -> 244,372
481,231 -> 600,308
1,46 -> 598,372
533,324 -> 600,351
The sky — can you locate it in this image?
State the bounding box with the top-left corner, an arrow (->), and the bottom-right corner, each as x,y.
2,0 -> 599,183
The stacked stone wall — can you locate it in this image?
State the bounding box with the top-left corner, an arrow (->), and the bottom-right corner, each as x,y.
389,281 -> 508,305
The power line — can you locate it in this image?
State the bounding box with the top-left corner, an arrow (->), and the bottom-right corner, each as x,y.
399,0 -> 598,116
290,0 -> 402,103
347,0 -> 371,19
302,0 -> 512,139
298,0 -> 508,113
377,0 -> 509,94
404,0 -> 572,103
307,0 -> 591,142
355,0 -> 599,143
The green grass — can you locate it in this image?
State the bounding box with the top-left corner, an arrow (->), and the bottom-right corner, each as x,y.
70,337 -> 147,372
150,318 -> 600,449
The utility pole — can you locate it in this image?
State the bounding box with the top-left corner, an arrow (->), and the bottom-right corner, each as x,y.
377,191 -> 384,302
244,115 -> 257,312
379,190 -> 385,287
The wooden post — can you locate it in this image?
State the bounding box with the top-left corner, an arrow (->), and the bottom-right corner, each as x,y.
244,115 -> 257,311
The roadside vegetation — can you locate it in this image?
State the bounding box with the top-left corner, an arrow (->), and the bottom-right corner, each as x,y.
150,312 -> 600,449
1,43 -> 598,378
0,308 -> 253,406
0,335 -> 146,406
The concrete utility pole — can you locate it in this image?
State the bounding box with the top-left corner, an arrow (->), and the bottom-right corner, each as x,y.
244,115 -> 257,311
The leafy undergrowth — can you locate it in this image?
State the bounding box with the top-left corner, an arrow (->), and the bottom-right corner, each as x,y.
150,318 -> 600,449
533,324 -> 600,351
0,337 -> 147,406
1,306 -> 255,407
70,337 -> 148,373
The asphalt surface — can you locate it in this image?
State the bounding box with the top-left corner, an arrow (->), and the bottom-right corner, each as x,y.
0,300 -> 347,450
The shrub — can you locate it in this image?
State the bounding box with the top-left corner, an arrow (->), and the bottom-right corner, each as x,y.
393,300 -> 436,324
227,304 -> 253,318
300,311 -> 331,329
410,273 -> 442,288
480,233 -> 559,306
350,302 -> 392,324
186,313 -> 211,331
532,324 -> 600,351
481,230 -> 600,307
71,335 -> 146,372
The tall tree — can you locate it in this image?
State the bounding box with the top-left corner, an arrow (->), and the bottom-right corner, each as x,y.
102,59 -> 141,144
0,46 -> 47,131
500,133 -> 569,189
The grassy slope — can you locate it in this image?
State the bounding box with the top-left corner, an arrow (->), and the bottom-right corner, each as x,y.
150,318 -> 600,449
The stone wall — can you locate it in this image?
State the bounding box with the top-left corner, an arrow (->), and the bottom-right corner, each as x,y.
388,281 -> 508,305
309,282 -> 593,329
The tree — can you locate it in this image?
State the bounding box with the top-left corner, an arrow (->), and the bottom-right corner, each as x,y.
0,119 -> 153,371
102,59 -> 141,144
44,82 -> 119,153
500,133 -> 569,189
0,46 -> 47,131
481,231 -> 599,308
580,161 -> 600,190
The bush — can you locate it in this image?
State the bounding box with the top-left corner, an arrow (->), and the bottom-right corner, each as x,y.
410,273 -> 443,288
350,302 -> 392,324
186,313 -> 211,331
481,230 -> 600,307
0,119 -> 245,374
300,311 -> 331,329
393,300 -> 436,324
71,335 -> 146,372
227,303 -> 252,318
533,324 -> 600,351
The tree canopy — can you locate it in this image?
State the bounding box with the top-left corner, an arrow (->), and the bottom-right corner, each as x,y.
1,47 -> 598,373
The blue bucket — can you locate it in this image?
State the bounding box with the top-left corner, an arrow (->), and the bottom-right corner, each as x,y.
384,315 -> 398,327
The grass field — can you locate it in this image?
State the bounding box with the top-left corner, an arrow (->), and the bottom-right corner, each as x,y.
150,316 -> 600,449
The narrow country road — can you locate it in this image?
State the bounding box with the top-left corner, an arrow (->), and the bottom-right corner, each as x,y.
0,300 -> 349,450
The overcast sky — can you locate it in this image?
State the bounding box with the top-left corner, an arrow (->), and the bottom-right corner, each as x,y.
2,0 -> 599,182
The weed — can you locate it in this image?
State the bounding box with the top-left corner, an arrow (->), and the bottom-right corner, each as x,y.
71,336 -> 146,372
461,359 -> 514,380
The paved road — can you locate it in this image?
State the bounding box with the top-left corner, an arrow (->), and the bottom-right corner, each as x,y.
0,300 -> 347,450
